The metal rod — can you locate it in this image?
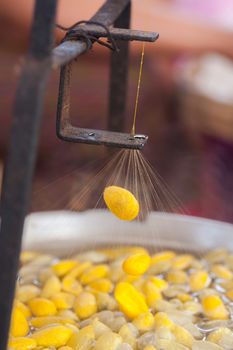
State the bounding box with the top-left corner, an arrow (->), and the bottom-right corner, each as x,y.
76,25 -> 159,42
56,63 -> 72,133
58,125 -> 148,150
0,1 -> 57,348
52,0 -> 130,68
108,1 -> 131,132
56,61 -> 148,149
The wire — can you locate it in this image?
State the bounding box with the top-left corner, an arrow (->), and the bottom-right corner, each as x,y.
56,20 -> 119,52
131,42 -> 145,136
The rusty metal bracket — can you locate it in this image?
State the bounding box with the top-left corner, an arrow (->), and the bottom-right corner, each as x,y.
56,22 -> 158,149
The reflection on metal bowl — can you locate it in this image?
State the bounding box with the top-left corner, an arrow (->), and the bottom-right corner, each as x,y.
23,210 -> 233,255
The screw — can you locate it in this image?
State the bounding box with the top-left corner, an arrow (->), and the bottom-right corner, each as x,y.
134,134 -> 146,140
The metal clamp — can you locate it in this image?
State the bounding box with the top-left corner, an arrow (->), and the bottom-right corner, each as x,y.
56,22 -> 158,149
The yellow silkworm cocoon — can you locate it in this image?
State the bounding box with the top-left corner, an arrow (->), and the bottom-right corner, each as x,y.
183,301 -> 202,314
58,347 -> 74,350
144,346 -> 158,350
100,246 -> 148,260
190,270 -> 210,291
211,264 -> 233,280
121,274 -> 139,284
166,270 -> 188,285
154,312 -> 174,330
202,295 -> 229,320
51,292 -> 75,310
177,293 -> 192,302
151,251 -> 176,265
95,331 -> 122,350
143,281 -> 162,308
172,255 -> 193,270
88,278 -> 113,293
114,282 -> 148,319
62,275 -> 83,296
14,300 -> 31,318
118,324 -> 137,348
57,309 -> 78,321
31,325 -> 72,347
148,276 -> 168,291
132,277 -> 145,294
123,253 -> 151,276
41,275 -> 61,298
20,251 -> 39,264
30,316 -> 77,328
80,264 -> 109,285
28,298 -> 57,316
103,186 -> 139,221
74,291 -> 97,319
67,261 -> 92,279
172,324 -> 194,348
96,292 -> 117,311
52,260 -> 78,277
8,337 -> 37,350
110,266 -> 125,283
132,312 -> 154,331
10,307 -> 29,337
193,340 -> 224,350
16,285 -> 41,303
67,325 -> 95,349
39,267 -> 54,284
92,318 -> 111,338
207,327 -> 233,344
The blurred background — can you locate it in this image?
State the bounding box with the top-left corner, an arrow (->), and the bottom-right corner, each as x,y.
0,0 -> 233,222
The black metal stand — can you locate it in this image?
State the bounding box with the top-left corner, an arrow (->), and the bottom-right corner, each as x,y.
0,1 -> 57,349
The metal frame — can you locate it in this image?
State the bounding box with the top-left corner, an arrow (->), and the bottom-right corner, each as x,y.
0,0 -> 158,348
0,2 -> 57,349
56,7 -> 158,149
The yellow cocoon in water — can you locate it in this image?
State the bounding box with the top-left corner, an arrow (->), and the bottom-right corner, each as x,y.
10,307 -> 29,337
31,325 -> 72,347
8,337 -> 37,350
114,282 -> 148,318
123,253 -> 151,276
202,294 -> 229,320
103,186 -> 139,221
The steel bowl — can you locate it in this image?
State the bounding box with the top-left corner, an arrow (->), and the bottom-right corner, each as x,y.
22,210 -> 233,255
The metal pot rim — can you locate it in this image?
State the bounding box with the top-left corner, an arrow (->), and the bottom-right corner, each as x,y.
22,209 -> 233,255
